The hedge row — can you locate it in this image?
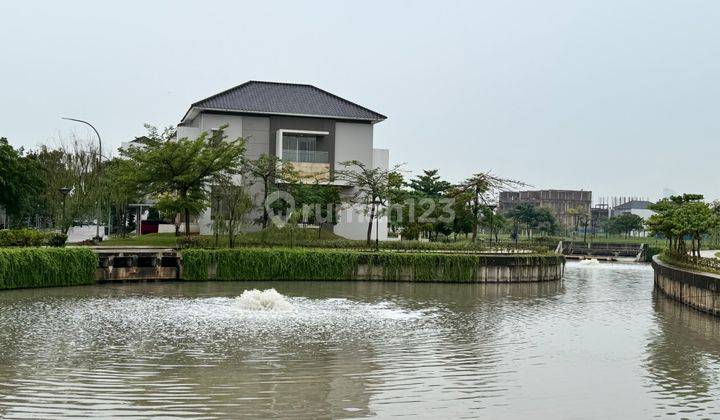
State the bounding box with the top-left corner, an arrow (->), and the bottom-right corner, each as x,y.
0,248 -> 98,290
181,248 -> 563,282
0,229 -> 67,247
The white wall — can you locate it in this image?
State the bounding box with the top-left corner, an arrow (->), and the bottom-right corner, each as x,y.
332,123 -> 388,241
631,209 -> 656,220
175,115 -> 388,240
334,122 -> 373,167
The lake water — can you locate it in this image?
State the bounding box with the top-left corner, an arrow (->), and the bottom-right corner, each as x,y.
0,262 -> 719,418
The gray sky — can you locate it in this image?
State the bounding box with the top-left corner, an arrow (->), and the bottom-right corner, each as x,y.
1,1 -> 719,202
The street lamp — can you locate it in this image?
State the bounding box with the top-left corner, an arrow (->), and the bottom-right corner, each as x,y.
59,187 -> 71,234
62,117 -> 103,240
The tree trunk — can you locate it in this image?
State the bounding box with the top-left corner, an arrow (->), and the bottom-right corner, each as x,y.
184,208 -> 191,238
228,220 -> 235,248
366,203 -> 376,245
262,176 -> 270,229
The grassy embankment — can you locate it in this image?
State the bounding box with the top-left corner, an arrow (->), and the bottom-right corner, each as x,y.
101,229 -> 665,248
182,247 -> 563,282
0,248 -> 97,290
100,231 -> 553,254
657,252 -> 720,276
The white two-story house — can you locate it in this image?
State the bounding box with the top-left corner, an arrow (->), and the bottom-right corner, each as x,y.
176,80 -> 389,240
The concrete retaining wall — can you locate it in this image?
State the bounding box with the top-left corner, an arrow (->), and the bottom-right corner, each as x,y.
354,260 -> 563,282
652,255 -> 720,316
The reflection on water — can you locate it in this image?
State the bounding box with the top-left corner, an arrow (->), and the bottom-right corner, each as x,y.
0,262 -> 718,418
645,293 -> 720,417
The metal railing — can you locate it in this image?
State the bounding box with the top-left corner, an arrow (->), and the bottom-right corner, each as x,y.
283,149 -> 329,164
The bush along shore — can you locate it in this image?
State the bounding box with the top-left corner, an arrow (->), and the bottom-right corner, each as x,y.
0,248 -> 97,290
182,248 -> 564,283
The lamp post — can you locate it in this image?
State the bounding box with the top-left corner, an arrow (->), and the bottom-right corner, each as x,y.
61,117 -> 103,240
59,187 -> 71,234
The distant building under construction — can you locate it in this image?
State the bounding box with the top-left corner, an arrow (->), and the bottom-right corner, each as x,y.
498,190 -> 592,228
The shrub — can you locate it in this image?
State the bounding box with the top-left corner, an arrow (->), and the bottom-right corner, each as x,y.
176,236 -> 210,249
46,233 -> 68,247
0,229 -> 68,247
0,248 -> 97,290
0,229 -> 45,247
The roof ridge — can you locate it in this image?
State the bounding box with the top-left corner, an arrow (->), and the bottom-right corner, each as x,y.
191,80 -> 323,107
190,81 -> 253,107
307,84 -> 387,120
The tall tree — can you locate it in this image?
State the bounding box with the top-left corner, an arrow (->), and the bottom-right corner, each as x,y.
647,194 -> 718,257
121,125 -> 246,237
241,153 -> 298,229
213,181 -> 253,248
103,157 -> 143,237
406,169 -> 451,197
335,160 -> 402,244
0,138 -> 44,226
479,207 -> 506,242
456,172 -> 525,243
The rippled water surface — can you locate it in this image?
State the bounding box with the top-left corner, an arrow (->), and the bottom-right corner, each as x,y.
1,262 -> 720,418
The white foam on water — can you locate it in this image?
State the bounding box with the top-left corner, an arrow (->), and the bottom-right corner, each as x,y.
578,258 -> 601,266
234,288 -> 295,311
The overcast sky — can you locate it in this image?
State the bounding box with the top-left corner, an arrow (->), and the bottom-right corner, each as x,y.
1,1 -> 718,202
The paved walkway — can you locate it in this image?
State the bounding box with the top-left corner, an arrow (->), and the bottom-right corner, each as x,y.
699,249 -> 720,258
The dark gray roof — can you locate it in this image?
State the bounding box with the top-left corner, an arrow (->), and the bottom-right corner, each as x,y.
614,200 -> 653,210
183,81 -> 386,122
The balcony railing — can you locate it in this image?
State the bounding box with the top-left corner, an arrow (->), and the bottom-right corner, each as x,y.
282,149 -> 329,164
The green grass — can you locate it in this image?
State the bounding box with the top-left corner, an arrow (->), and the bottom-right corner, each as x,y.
182,247 -> 562,282
100,230 -> 552,254
0,247 -> 97,290
101,229 -> 344,247
658,252 -> 720,276
99,233 -> 178,246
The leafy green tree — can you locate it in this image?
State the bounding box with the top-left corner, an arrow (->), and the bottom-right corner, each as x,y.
0,138 -> 44,227
241,153 -> 298,229
647,194 -> 718,257
291,182 -> 342,238
446,187 -> 474,238
406,169 -> 454,240
479,207 -> 506,242
406,169 -> 451,198
121,125 -> 245,237
610,213 -> 644,238
213,181 -> 253,248
507,203 -> 535,237
103,157 -> 143,237
535,207 -> 559,236
387,170 -> 409,235
29,140 -> 102,233
335,160 -> 402,244
456,172 -> 525,242
674,201 -> 716,257
505,204 -> 559,238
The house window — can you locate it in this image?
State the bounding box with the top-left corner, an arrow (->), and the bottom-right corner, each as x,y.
282,134 -> 328,163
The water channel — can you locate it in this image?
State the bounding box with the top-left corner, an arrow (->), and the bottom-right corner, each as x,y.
0,262 -> 718,418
